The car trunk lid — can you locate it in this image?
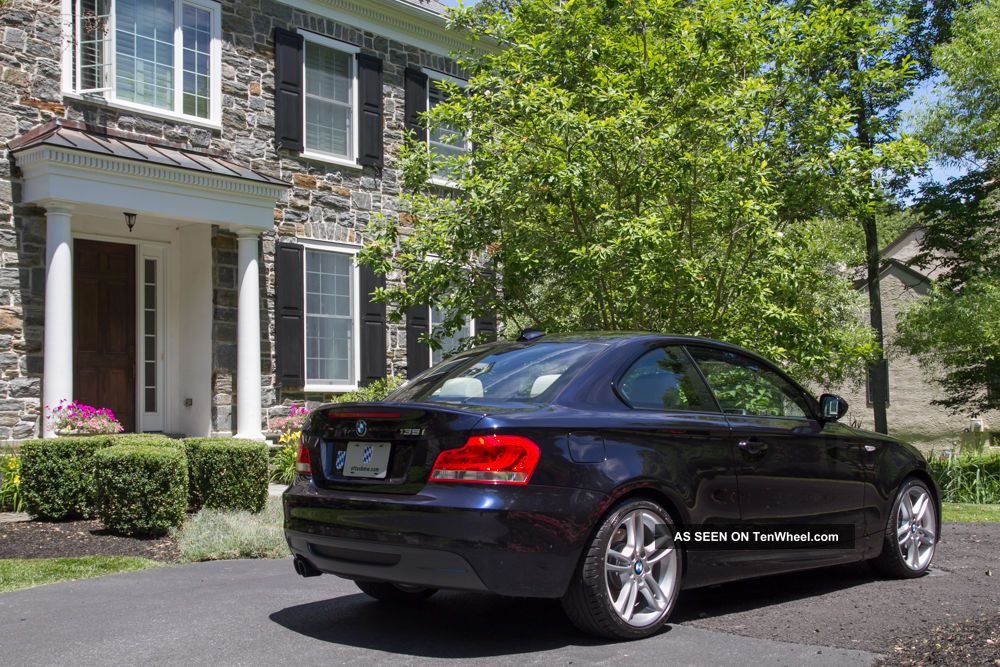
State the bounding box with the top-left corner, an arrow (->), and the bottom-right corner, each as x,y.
303,402 -> 489,494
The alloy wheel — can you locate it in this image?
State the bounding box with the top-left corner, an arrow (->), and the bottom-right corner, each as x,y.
896,485 -> 936,571
604,508 -> 679,627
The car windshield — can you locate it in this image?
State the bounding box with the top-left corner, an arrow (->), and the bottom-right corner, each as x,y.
387,342 -> 604,406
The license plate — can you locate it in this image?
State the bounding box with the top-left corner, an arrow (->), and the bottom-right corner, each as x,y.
342,441 -> 391,479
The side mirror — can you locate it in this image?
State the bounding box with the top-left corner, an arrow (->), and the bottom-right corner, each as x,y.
819,394 -> 849,421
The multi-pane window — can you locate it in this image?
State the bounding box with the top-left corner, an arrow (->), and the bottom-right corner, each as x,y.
429,307 -> 472,366
305,250 -> 354,385
427,77 -> 468,179
115,0 -> 175,111
142,259 -> 158,413
67,0 -> 219,121
304,38 -> 354,160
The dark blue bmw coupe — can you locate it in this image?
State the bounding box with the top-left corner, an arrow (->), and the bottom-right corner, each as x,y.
283,333 -> 939,639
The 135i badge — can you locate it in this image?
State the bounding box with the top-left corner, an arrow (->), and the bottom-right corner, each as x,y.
398,428 -> 424,436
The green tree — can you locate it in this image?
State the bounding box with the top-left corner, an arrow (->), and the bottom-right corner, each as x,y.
362,0 -> 930,386
896,0 -> 1000,416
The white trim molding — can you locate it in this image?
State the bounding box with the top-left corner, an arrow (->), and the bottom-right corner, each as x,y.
281,0 -> 491,58
16,146 -> 287,229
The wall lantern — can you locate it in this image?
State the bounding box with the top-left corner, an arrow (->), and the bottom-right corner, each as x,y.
124,212 -> 137,233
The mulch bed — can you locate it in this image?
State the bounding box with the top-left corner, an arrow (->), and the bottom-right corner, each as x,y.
875,612 -> 1000,666
0,518 -> 180,563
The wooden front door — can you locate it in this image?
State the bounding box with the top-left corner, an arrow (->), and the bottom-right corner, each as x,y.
74,240 -> 136,433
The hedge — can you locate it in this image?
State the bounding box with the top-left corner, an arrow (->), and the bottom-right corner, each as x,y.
183,439 -> 268,513
94,445 -> 187,536
20,434 -> 175,520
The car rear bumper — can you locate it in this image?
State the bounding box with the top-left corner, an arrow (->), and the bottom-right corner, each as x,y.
283,479 -> 607,598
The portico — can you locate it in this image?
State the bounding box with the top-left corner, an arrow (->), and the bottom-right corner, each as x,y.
9,120 -> 288,438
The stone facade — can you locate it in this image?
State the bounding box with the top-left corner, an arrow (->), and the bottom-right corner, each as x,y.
0,0 -> 462,438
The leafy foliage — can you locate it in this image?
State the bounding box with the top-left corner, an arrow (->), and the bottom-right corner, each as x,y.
94,445 -> 188,537
330,375 -> 405,403
929,452 -> 1000,504
360,0 -> 934,385
184,439 -> 269,513
270,443 -> 297,484
897,278 -> 1000,414
896,0 -> 1000,416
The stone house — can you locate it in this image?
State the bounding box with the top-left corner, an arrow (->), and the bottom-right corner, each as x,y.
0,0 -> 495,441
836,226 -> 999,451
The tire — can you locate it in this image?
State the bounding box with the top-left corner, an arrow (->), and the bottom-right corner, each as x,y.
869,477 -> 938,579
561,499 -> 682,640
355,580 -> 438,603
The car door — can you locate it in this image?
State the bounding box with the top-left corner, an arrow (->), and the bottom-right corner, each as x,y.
685,345 -> 866,565
613,345 -> 743,586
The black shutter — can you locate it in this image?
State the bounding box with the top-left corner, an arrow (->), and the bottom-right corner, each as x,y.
359,265 -> 387,386
357,53 -> 383,167
273,28 -> 304,152
275,243 -> 305,387
406,305 -> 430,379
475,312 -> 497,342
404,66 -> 428,138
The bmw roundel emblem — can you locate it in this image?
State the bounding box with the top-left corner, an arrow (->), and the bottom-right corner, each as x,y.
355,419 -> 367,437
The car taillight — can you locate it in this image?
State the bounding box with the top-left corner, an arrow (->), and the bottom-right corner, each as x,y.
296,434 -> 312,476
430,435 -> 540,485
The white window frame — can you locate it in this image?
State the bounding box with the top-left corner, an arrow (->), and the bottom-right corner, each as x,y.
60,0 -> 223,128
428,305 -> 475,368
299,30 -> 361,170
139,246 -> 165,432
423,68 -> 469,189
301,240 -> 362,393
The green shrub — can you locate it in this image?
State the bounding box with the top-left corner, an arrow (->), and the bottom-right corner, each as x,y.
929,453 -> 1000,504
174,497 -> 288,562
184,438 -> 268,513
94,445 -> 187,536
329,375 -> 404,403
18,434 -> 178,520
20,437 -> 110,519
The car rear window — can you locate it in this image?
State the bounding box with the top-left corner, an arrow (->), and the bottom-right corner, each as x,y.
388,342 -> 604,406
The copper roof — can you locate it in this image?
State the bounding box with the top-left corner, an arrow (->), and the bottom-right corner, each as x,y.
8,119 -> 288,187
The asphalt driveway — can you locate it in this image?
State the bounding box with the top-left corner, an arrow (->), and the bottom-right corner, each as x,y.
1,523 -> 996,666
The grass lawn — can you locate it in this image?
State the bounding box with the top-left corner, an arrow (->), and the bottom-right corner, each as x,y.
0,556 -> 159,593
942,502 -> 1000,523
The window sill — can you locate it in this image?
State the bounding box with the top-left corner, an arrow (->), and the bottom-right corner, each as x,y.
304,383 -> 359,394
61,92 -> 223,131
300,151 -> 363,171
428,175 -> 463,190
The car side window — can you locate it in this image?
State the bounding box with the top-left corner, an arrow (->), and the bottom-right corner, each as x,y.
618,347 -> 717,412
686,347 -> 811,419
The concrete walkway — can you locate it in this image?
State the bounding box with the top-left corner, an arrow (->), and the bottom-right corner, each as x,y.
0,559 -> 878,666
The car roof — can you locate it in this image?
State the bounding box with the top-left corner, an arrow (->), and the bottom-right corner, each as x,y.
520,331 -> 744,350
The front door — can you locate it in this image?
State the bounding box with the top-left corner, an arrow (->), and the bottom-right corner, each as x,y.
74,239 -> 136,433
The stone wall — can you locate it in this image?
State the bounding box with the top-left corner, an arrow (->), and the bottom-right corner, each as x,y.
0,0 -> 460,438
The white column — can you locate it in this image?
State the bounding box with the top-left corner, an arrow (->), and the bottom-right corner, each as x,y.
42,206 -> 74,438
234,230 -> 263,440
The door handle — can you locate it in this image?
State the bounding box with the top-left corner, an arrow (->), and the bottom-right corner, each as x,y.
864,444 -> 878,453
737,438 -> 768,455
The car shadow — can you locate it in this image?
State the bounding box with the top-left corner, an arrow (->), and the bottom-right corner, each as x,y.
672,561 -> 880,622
269,591 -> 622,658
270,562 -> 877,657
